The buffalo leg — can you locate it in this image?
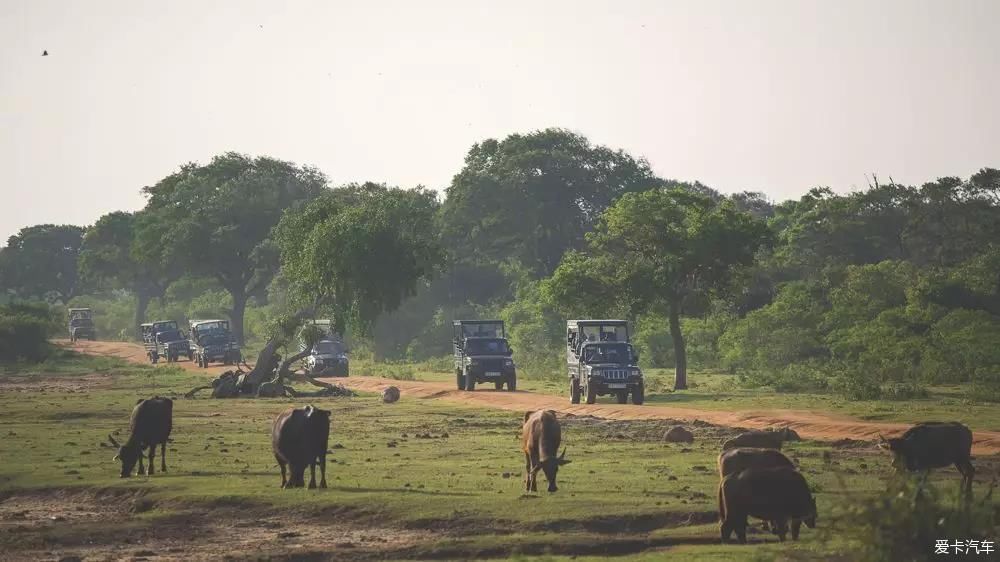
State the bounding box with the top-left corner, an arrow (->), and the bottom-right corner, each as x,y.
318,454 -> 327,488
719,518 -> 732,543
523,453 -> 532,492
773,518 -> 788,542
308,461 -> 317,489
147,445 -> 155,476
529,452 -> 540,492
735,515 -> 748,544
956,460 -> 975,496
791,518 -> 802,540
137,449 -> 145,476
160,441 -> 167,473
276,456 -> 287,488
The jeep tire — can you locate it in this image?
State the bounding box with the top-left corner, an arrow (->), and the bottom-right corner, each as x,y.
631,384 -> 644,405
616,391 -> 628,404
507,375 -> 516,392
570,378 -> 581,404
456,370 -> 464,390
464,372 -> 476,391
585,383 -> 597,405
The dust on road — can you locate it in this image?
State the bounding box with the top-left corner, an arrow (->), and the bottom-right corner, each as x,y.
67,340 -> 1000,455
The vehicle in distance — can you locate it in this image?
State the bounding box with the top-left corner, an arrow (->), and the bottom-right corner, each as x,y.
453,320 -> 516,391
189,319 -> 241,368
68,308 -> 96,342
140,320 -> 192,363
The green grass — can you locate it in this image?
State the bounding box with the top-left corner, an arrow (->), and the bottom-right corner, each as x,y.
1,351 -> 994,561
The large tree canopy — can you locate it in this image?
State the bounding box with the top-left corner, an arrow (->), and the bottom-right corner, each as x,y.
136,153 -> 327,343
545,187 -> 770,389
441,128 -> 661,276
0,224 -> 85,303
275,182 -> 444,337
78,211 -> 173,336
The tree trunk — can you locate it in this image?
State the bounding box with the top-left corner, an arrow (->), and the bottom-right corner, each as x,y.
230,289 -> 247,345
134,291 -> 150,341
668,298 -> 688,391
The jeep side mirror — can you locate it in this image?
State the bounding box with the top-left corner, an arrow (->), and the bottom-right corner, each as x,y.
507,348 -> 514,356
633,351 -> 640,362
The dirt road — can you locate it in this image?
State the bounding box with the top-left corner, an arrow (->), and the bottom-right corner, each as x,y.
68,339 -> 1000,455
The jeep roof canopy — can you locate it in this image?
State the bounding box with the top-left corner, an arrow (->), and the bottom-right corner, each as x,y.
567,320 -> 630,344
68,308 -> 92,319
453,320 -> 505,339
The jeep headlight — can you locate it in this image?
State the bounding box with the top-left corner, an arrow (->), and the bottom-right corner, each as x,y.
504,358 -> 514,367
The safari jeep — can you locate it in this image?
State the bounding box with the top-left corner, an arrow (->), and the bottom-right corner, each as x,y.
140,320 -> 192,363
68,308 -> 96,342
189,319 -> 241,368
567,320 -> 643,405
453,320 -> 517,391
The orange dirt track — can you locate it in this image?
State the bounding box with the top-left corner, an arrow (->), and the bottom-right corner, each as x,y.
68,339 -> 1000,455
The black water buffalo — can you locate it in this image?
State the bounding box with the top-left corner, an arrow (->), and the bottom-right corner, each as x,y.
719,466 -> 817,543
718,447 -> 797,533
108,396 -> 173,478
878,422 -> 975,494
521,410 -> 570,492
272,405 -> 331,489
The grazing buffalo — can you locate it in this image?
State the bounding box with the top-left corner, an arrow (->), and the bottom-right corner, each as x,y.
521,410 -> 570,492
108,396 -> 173,478
718,447 -> 797,532
272,405 -> 331,489
878,422 -> 975,494
719,466 -> 817,543
722,429 -> 791,451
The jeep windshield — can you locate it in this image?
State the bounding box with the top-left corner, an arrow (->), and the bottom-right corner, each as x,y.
464,338 -> 508,355
157,329 -> 183,342
582,343 -> 632,364
314,341 -> 345,355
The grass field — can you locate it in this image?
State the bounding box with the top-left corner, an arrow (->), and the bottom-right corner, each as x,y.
1,351 -> 996,560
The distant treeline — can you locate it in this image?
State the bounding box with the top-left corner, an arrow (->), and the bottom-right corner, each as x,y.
1,129 -> 997,400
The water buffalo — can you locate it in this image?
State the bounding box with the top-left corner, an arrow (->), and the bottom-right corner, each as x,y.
718,447 -> 797,532
272,405 -> 331,489
878,422 -> 975,494
108,396 -> 173,478
521,410 -> 570,492
719,466 -> 817,543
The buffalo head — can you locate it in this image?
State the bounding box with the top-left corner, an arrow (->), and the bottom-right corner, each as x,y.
108,434 -> 141,478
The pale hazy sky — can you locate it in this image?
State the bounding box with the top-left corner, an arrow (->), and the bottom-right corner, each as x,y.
2,0 -> 998,243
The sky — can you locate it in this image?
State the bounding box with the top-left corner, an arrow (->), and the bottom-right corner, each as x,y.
2,0 -> 998,243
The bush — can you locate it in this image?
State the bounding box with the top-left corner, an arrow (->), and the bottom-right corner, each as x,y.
880,382 -> 930,401
737,361 -> 831,393
842,474 -> 996,562
0,302 -> 58,362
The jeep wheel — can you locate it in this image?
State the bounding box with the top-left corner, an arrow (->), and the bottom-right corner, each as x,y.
631,384 -> 644,405
507,375 -> 516,392
464,374 -> 476,391
570,378 -> 581,404
585,384 -> 597,405
616,392 -> 628,404
494,381 -> 503,390
456,370 -> 464,390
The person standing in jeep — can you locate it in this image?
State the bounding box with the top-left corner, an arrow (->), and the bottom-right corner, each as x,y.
453,320 -> 517,392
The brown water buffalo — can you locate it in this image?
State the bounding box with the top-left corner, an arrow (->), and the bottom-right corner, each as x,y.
108,396 -> 173,478
521,410 -> 570,492
272,405 -> 331,489
878,422 -> 975,494
719,466 -> 817,543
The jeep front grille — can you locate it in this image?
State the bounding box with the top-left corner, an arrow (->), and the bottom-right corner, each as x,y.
600,369 -> 631,380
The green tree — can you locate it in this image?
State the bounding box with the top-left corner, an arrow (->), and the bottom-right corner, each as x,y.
78,211 -> 174,338
0,224 -> 85,303
136,153 -> 327,343
546,187 -> 770,389
275,183 -> 444,337
441,129 -> 661,276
